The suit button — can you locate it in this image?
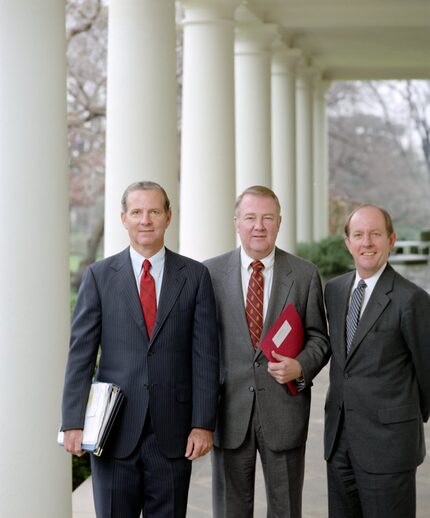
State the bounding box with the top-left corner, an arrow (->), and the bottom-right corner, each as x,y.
144,384 -> 149,389
344,373 -> 350,379
254,361 -> 260,368
249,386 -> 255,392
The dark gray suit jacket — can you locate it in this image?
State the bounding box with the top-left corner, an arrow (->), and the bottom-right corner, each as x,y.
205,247 -> 330,451
324,264 -> 430,473
61,247 -> 219,459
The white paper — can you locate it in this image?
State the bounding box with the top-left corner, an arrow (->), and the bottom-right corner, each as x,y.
57,382 -> 112,449
272,319 -> 292,348
82,383 -> 111,444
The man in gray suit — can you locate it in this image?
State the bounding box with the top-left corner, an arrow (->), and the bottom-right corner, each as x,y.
61,181 -> 219,518
324,204 -> 430,518
205,185 -> 330,518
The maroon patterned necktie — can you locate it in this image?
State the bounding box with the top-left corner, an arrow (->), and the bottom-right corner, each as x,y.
140,259 -> 157,338
246,260 -> 265,350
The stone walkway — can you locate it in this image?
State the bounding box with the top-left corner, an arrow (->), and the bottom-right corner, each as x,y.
73,263 -> 430,517
73,364 -> 430,517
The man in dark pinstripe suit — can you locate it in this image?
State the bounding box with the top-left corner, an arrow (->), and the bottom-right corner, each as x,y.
60,181 -> 219,518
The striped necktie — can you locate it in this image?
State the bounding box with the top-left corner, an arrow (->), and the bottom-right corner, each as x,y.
246,260 -> 264,350
346,279 -> 367,354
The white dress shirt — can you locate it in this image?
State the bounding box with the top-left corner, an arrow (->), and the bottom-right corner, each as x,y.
350,263 -> 387,317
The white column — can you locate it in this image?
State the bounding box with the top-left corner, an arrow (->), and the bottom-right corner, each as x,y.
296,65 -> 315,243
179,0 -> 239,260
105,0 -> 178,256
313,78 -> 331,241
0,1 -> 70,517
235,7 -> 277,194
271,47 -> 301,253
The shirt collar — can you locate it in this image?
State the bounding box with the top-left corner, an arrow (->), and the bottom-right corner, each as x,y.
353,262 -> 387,291
240,246 -> 276,271
129,245 -> 165,277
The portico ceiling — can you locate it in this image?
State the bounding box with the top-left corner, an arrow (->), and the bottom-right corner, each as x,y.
246,0 -> 430,80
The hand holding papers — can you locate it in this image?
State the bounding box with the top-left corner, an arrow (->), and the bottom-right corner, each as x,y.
260,304 -> 304,395
58,382 -> 124,456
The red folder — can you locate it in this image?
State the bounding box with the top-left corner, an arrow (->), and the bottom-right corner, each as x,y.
260,304 -> 304,395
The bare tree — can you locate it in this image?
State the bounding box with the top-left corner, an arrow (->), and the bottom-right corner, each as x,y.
359,81 -> 430,180
66,0 -> 107,289
404,81 -> 430,176
327,81 -> 430,236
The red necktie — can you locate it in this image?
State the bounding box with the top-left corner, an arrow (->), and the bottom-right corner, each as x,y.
246,260 -> 264,350
140,259 -> 157,338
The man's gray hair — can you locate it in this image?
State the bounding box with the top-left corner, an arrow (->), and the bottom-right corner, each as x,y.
234,185 -> 281,216
121,181 -> 171,213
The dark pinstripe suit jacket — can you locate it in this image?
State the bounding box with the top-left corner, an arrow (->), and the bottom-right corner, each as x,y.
61,247 -> 219,459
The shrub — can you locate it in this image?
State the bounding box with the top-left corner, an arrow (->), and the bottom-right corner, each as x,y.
73,454 -> 91,490
420,230 -> 430,241
297,235 -> 352,279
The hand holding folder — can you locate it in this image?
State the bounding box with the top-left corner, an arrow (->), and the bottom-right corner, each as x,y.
58,382 -> 124,456
260,304 -> 305,395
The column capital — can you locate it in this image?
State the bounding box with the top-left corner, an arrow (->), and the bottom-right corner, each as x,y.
235,23 -> 278,54
180,0 -> 241,23
297,63 -> 318,78
272,46 -> 302,75
234,3 -> 277,54
296,64 -> 319,90
314,77 -> 332,96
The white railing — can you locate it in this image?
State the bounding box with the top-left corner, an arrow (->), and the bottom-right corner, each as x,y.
390,240 -> 430,264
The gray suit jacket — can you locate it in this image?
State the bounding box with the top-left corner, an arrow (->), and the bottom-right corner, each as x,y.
61,247 -> 219,459
205,247 -> 330,451
324,264 -> 430,473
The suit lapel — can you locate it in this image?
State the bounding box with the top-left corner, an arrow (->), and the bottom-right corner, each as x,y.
255,249 -> 294,360
222,248 -> 255,359
149,249 -> 186,346
346,265 -> 394,361
262,249 -> 293,333
332,272 -> 355,364
113,248 -> 147,334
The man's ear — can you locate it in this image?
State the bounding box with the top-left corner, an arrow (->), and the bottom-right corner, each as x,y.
234,216 -> 240,234
344,235 -> 352,255
165,209 -> 172,228
121,212 -> 127,228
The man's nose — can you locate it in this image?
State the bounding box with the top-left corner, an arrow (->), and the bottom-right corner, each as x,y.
362,233 -> 372,245
254,217 -> 265,229
140,212 -> 151,224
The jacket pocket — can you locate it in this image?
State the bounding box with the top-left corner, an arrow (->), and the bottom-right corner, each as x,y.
378,404 -> 418,424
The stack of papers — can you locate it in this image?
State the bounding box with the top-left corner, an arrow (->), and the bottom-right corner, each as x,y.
58,382 -> 124,456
